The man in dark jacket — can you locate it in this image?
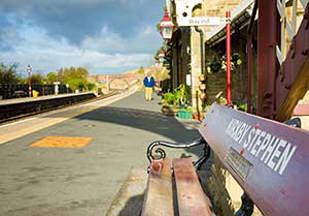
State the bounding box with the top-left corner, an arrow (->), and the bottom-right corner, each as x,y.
143,73 -> 155,101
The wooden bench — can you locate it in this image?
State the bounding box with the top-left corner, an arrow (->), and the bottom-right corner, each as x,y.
141,158 -> 212,216
199,104 -> 308,216
142,103 -> 309,216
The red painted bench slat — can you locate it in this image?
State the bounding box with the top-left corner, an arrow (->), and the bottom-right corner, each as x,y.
173,158 -> 212,216
141,159 -> 174,216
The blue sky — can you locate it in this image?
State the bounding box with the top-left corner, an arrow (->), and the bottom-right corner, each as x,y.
0,0 -> 163,74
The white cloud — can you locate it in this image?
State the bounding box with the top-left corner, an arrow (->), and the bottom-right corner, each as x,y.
1,20 -> 156,74
81,24 -> 161,54
81,26 -> 126,53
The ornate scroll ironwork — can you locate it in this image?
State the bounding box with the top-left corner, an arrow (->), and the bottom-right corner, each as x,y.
284,117 -> 301,128
146,137 -> 210,170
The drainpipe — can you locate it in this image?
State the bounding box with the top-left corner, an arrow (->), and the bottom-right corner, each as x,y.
194,26 -> 205,117
194,26 -> 205,75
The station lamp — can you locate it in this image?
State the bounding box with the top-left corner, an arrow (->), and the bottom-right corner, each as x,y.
159,7 -> 175,41
27,64 -> 32,97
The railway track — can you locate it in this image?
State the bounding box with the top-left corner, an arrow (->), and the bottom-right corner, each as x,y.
0,91 -> 120,125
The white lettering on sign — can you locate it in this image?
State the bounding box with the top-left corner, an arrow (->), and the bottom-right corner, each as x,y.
177,17 -> 226,27
225,118 -> 297,175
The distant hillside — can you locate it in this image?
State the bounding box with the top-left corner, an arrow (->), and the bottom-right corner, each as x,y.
91,65 -> 168,79
123,68 -> 139,74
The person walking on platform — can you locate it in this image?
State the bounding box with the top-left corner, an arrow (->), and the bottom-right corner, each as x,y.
143,73 -> 155,101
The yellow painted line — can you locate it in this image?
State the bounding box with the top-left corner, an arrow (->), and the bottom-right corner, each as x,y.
0,117 -> 36,128
30,136 -> 92,148
0,89 -> 137,145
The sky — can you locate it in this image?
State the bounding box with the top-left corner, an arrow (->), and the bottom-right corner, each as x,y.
0,0 -> 164,75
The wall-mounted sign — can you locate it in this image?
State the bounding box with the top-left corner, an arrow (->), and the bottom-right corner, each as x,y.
175,0 -> 225,27
179,16 -> 226,26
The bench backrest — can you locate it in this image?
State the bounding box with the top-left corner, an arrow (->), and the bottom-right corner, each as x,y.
199,103 -> 309,216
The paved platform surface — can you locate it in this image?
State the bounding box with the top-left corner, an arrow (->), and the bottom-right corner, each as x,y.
0,91 -> 200,216
0,91 -> 131,145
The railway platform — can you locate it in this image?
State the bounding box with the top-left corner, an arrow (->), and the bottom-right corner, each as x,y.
0,91 -> 200,216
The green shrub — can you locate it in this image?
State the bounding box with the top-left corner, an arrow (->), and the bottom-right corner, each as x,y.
174,84 -> 189,106
163,92 -> 175,105
218,96 -> 227,105
87,83 -> 96,91
237,103 -> 247,112
185,106 -> 192,112
163,84 -> 190,107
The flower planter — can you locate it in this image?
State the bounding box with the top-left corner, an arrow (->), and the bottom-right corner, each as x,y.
177,110 -> 192,119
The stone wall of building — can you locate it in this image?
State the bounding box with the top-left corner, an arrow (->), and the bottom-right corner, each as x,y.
190,29 -> 203,112
188,0 -> 245,107
205,30 -> 248,105
189,0 -> 242,113
201,0 -> 242,35
197,2 -> 261,215
204,0 -> 242,16
200,155 -> 262,216
206,70 -> 226,103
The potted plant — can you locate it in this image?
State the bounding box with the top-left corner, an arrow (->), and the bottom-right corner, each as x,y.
161,92 -> 176,116
208,56 -> 222,73
173,84 -> 192,119
174,84 -> 189,106
177,105 -> 192,119
161,84 -> 190,117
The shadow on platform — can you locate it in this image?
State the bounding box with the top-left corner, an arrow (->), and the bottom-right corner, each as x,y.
75,106 -> 205,215
77,106 -> 200,144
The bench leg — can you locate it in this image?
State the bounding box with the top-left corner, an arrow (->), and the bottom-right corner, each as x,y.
194,140 -> 211,170
234,193 -> 254,216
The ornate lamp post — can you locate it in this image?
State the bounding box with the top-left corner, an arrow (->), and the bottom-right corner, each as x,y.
27,64 -> 32,97
159,7 -> 175,41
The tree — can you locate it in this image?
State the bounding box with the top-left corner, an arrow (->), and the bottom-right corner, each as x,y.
0,63 -> 19,84
156,22 -> 161,32
137,67 -> 145,75
57,66 -> 88,83
55,66 -> 90,91
153,66 -> 170,82
50,66 -> 97,92
87,83 -> 96,91
46,72 -> 58,84
67,78 -> 86,91
154,49 -> 161,62
30,73 -> 46,84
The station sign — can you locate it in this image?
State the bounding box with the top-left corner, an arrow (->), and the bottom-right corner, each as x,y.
199,103 -> 309,216
177,16 -> 226,27
174,0 -> 225,27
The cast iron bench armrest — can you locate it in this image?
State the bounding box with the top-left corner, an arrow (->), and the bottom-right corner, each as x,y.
146,137 -> 210,170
